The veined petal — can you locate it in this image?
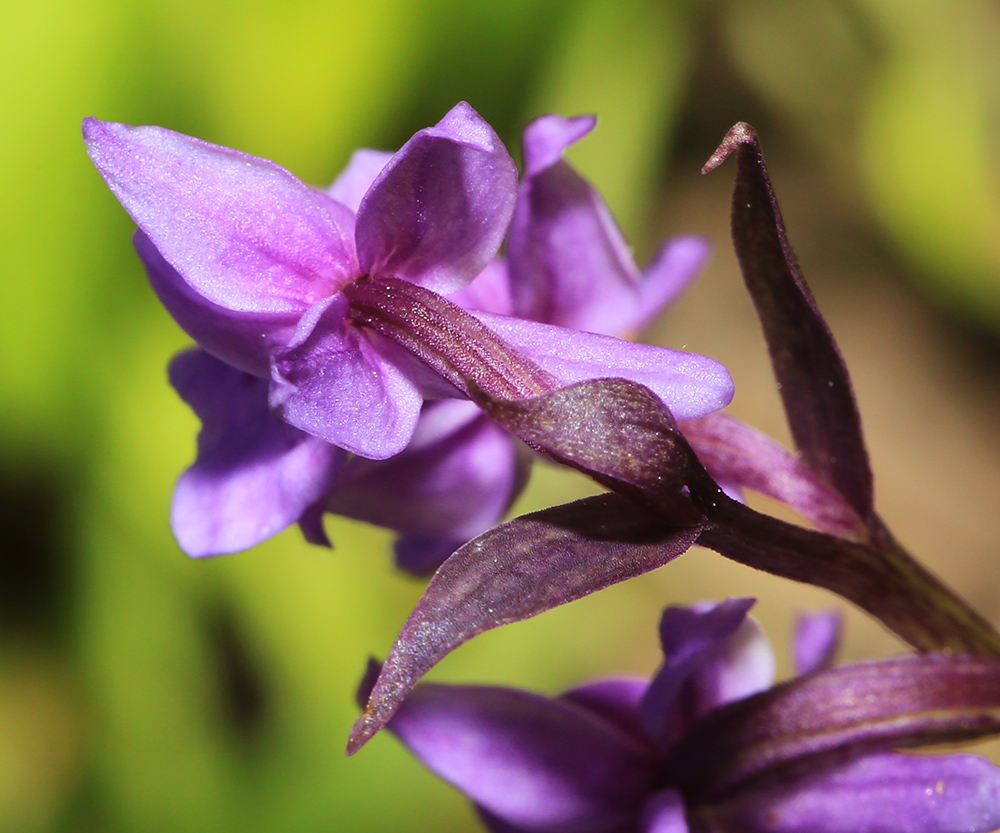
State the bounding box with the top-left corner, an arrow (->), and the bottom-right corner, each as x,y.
326,400 -> 525,575
269,297 -> 422,459
509,114 -> 645,334
356,102 -> 518,295
704,753 -> 1000,833
471,312 -> 734,420
326,148 -> 394,214
83,118 -> 359,313
136,231 -> 297,378
169,349 -> 345,557
386,680 -> 658,833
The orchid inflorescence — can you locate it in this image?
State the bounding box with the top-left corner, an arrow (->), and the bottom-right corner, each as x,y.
85,103 -> 1000,832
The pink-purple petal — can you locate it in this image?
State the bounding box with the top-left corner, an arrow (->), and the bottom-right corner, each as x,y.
83,118 -> 360,313
706,752 -> 1000,833
356,102 -> 518,295
685,612 -> 775,715
136,231 -> 298,378
632,237 -> 711,332
387,681 -> 658,833
325,400 -> 526,574
269,297 -> 422,459
793,610 -> 842,677
521,114 -> 596,179
471,312 -> 734,420
447,258 -> 514,316
560,678 -> 652,750
168,349 -> 345,557
640,599 -> 756,748
508,116 -> 645,335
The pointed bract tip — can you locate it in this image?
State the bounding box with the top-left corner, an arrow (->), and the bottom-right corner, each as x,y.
345,710 -> 378,756
701,122 -> 759,175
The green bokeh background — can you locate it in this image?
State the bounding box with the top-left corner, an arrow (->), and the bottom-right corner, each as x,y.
3,0 -> 1000,830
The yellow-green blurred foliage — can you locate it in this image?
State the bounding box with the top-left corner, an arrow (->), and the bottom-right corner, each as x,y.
2,0 -> 1000,830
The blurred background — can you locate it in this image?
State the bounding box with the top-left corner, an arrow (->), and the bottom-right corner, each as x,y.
3,0 -> 1000,829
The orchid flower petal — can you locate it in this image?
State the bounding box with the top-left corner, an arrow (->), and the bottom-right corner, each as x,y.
793,610 -> 842,676
446,258 -> 514,316
508,114 -> 646,334
356,102 -> 518,295
326,400 -> 526,575
686,611 -> 776,715
706,753 -> 1000,833
471,311 -> 734,420
521,114 -> 596,179
269,296 -> 422,458
136,231 -> 298,378
392,536 -> 467,577
560,678 -> 651,749
168,349 -> 345,557
386,681 -> 657,832
670,652 -> 1000,801
632,236 -> 711,332
639,599 -> 756,747
83,118 -> 359,313
326,149 -> 394,213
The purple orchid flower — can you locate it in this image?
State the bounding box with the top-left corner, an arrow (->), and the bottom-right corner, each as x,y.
324,114 -> 710,574
86,107 -> 727,563
365,601 -> 1000,833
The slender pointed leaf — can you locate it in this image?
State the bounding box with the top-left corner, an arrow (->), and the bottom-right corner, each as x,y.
703,124 -> 873,522
348,493 -> 704,754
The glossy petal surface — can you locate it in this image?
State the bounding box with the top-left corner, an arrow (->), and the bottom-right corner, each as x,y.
269,296 -> 422,458
473,312 -> 734,420
326,148 -> 394,213
136,231 -> 298,378
793,610 -> 842,676
640,599 -> 756,747
356,102 -> 517,295
83,118 -> 359,313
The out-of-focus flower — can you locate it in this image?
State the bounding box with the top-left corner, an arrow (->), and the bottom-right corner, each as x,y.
368,601 -> 1000,833
86,107 -> 729,562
